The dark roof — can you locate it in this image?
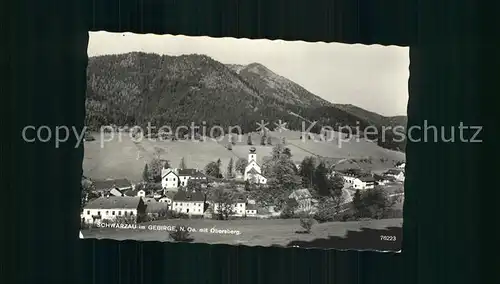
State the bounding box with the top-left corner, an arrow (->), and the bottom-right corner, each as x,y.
173,190 -> 205,202
286,198 -> 299,207
163,191 -> 177,199
162,169 -> 178,178
178,169 -> 198,176
246,204 -> 257,210
385,169 -> 404,175
92,179 -> 132,191
145,202 -> 170,213
247,168 -> 260,175
123,189 -> 139,197
358,175 -> 375,182
84,196 -> 142,209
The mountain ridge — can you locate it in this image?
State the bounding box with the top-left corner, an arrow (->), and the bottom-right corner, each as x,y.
85,52 -> 406,151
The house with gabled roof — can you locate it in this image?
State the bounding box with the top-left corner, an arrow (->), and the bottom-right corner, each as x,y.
161,168 -> 179,189
209,192 -> 248,217
288,189 -> 316,212
244,148 -> 267,184
384,169 -> 405,182
92,178 -> 133,193
171,190 -> 206,215
178,168 -> 208,187
81,196 -> 146,224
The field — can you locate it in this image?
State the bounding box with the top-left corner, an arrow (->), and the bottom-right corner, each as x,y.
82,218 -> 403,247
83,130 -> 405,182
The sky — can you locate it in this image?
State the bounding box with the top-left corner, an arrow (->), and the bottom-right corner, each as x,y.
88,31 -> 409,117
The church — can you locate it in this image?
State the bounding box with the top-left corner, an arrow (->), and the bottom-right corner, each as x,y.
244,147 -> 268,184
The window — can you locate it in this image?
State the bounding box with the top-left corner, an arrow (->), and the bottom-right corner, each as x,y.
118,211 -> 121,216
97,211 -> 101,216
130,211 -> 134,216
186,209 -> 189,213
105,211 -> 109,215
124,211 -> 128,216
87,210 -> 90,215
112,211 -> 115,215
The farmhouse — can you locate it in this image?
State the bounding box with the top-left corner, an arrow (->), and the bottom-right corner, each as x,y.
161,168 -> 179,189
171,190 -> 205,215
353,175 -> 376,189
81,196 -> 146,224
244,147 -> 267,184
245,204 -> 257,216
178,168 -> 208,186
161,167 -> 207,189
92,178 -> 133,194
385,169 -> 405,182
288,189 -> 315,212
211,194 -> 248,217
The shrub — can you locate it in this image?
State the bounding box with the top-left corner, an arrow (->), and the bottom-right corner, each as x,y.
299,217 -> 314,233
169,225 -> 192,242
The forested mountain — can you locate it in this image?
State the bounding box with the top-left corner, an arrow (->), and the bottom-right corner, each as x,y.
86,52 -> 406,151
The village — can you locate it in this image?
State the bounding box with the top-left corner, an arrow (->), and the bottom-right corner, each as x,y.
81,141 -> 405,231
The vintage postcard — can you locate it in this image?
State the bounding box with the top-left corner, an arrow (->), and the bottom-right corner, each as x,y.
80,31 -> 408,251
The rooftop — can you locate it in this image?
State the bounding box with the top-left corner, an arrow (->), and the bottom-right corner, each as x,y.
84,196 -> 142,209
173,190 -> 205,202
92,179 -> 132,191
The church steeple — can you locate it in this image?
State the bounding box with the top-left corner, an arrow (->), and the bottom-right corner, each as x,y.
248,147 -> 257,162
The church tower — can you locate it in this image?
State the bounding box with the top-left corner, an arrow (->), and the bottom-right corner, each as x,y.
248,147 -> 257,163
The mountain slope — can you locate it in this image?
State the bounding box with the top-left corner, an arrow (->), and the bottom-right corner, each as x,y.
227,63 -> 331,107
85,52 -> 406,152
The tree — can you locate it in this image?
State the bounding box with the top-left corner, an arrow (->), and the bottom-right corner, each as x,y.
142,164 -> 149,182
179,157 -> 186,170
263,144 -> 301,190
205,161 -> 222,178
299,157 -> 316,188
163,160 -> 171,169
216,158 -> 222,168
313,161 -> 330,196
283,147 -> 292,158
267,136 -> 272,145
260,135 -> 266,146
147,158 -> 163,182
187,179 -> 203,193
169,225 -> 192,242
354,186 -> 394,219
247,135 -> 253,145
300,217 -> 314,233
212,187 -> 236,220
352,189 -> 363,217
235,158 -> 248,175
226,158 -> 234,178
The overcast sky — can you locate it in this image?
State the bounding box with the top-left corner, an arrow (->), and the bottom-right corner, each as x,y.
88,31 -> 409,117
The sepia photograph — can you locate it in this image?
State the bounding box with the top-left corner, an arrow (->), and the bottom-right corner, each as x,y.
80,31 -> 408,251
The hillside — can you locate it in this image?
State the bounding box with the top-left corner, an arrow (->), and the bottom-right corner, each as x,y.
85,52 -> 406,151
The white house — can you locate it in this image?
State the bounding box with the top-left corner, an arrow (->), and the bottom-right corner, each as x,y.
81,196 -> 146,224
397,162 -> 406,169
177,169 -> 208,187
161,168 -> 179,189
171,190 -> 205,215
352,175 -> 376,190
211,199 -> 247,217
244,147 -> 267,184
